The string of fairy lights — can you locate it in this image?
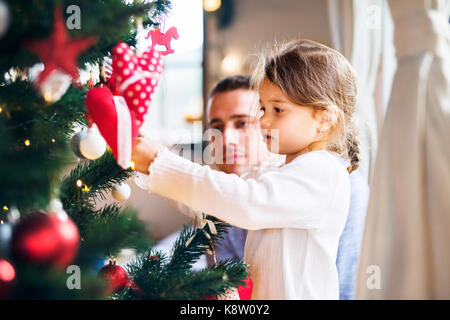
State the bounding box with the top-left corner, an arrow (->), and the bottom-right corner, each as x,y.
1,102 -> 136,213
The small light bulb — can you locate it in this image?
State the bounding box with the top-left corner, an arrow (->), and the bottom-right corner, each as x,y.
24,139 -> 30,146
3,206 -> 8,211
76,179 -> 83,188
1,220 -> 3,225
44,92 -> 53,103
0,107 -> 3,113
221,54 -> 241,75
204,0 -> 221,12
129,161 -> 136,170
51,138 -> 56,143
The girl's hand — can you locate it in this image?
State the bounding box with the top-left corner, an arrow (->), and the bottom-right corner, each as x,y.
131,136 -> 164,174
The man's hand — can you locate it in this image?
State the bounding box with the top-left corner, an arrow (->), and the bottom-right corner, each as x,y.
131,136 -> 164,175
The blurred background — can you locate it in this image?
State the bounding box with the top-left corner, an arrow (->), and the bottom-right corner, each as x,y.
96,0 -> 449,298
117,0 -> 392,241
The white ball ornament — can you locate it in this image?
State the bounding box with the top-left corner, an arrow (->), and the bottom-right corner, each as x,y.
79,125 -> 107,160
0,220 -> 12,255
0,0 -> 10,38
71,130 -> 87,159
112,182 -> 131,202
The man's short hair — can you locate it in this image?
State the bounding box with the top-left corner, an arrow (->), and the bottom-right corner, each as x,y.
209,75 -> 251,98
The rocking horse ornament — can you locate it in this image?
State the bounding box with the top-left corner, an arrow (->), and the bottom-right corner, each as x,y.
146,26 -> 179,56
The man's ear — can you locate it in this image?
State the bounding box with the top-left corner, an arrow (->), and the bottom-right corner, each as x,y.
206,97 -> 213,119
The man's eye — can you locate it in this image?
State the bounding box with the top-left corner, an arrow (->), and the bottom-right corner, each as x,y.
210,126 -> 223,132
274,107 -> 284,113
237,121 -> 247,128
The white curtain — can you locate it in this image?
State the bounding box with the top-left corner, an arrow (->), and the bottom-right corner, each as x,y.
327,0 -> 396,182
355,0 -> 450,299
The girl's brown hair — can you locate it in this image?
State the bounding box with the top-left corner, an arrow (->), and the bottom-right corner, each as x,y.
251,39 -> 360,173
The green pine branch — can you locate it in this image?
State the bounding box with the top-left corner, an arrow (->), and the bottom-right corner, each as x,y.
0,81 -> 87,211
115,217 -> 249,300
60,151 -> 133,208
0,0 -> 189,300
157,259 -> 248,300
12,263 -> 106,300
59,152 -> 151,259
77,205 -> 152,258
0,0 -> 172,82
163,216 -> 231,276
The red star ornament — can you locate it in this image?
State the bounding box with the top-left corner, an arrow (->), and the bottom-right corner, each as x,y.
24,6 -> 97,86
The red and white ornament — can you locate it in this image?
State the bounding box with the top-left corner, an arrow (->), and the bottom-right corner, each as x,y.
85,87 -> 138,168
24,6 -> 97,102
85,43 -> 163,168
111,42 -> 163,125
38,69 -> 72,103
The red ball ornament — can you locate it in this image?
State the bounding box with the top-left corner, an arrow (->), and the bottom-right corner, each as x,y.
11,211 -> 80,269
98,260 -> 128,295
202,276 -> 253,300
0,258 -> 15,299
237,276 -> 253,300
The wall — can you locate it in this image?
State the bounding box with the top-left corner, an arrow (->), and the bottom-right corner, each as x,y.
204,0 -> 332,100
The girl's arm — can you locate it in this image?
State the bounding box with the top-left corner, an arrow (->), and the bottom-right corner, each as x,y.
167,197 -> 204,221
146,147 -> 338,231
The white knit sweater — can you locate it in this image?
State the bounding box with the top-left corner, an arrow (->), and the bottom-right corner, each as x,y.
147,148 -> 350,299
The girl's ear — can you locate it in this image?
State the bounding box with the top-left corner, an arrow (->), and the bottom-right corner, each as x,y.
316,109 -> 336,132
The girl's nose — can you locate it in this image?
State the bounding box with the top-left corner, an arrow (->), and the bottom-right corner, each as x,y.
259,114 -> 271,130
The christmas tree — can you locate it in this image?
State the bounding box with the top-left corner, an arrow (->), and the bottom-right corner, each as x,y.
0,0 -> 249,300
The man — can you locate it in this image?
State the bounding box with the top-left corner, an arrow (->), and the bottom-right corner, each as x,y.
203,75 -> 268,264
160,75 -> 369,299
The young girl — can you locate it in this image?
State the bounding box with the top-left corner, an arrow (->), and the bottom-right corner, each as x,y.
132,39 -> 360,299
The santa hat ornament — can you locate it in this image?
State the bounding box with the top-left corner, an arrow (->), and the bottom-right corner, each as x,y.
24,6 -> 97,103
85,87 -> 138,168
85,43 -> 163,168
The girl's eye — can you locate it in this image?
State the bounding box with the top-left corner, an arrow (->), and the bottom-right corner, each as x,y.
257,106 -> 265,117
274,107 -> 284,113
